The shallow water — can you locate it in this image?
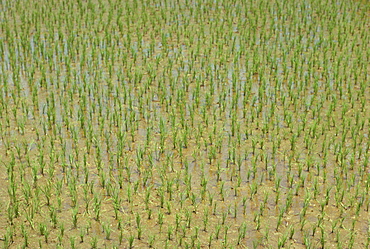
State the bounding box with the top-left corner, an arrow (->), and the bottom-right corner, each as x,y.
0,0 -> 369,248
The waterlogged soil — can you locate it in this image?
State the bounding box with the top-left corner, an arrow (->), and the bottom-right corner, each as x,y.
0,0 -> 369,248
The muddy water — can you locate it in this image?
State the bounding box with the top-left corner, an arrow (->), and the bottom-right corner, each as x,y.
0,0 -> 369,248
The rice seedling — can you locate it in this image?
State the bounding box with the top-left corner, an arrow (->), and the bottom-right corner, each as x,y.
90,236 -> 98,249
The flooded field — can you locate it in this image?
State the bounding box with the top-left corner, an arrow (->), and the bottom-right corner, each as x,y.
0,0 -> 369,248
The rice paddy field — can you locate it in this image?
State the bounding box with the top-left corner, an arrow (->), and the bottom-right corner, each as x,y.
0,0 -> 369,248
